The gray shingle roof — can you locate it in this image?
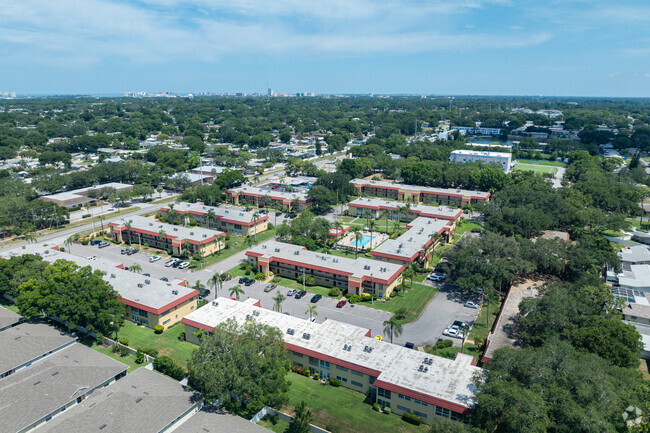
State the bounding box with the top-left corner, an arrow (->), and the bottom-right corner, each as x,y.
173,407 -> 271,433
0,306 -> 21,330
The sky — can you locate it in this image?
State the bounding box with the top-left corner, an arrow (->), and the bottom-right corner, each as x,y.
1,0 -> 649,97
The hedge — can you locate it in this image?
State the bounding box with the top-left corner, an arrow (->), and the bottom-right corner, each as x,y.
402,413 -> 421,425
329,378 -> 341,387
154,325 -> 164,334
153,355 -> 185,381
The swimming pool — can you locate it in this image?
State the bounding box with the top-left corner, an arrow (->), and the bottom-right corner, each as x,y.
353,235 -> 374,248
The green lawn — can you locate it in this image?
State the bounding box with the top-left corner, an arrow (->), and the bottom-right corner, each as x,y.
365,282 -> 438,324
0,297 -> 20,313
452,220 -> 483,242
424,343 -> 480,364
258,416 -> 291,433
198,228 -> 277,268
515,159 -> 566,167
467,300 -> 500,342
514,163 -> 557,176
92,344 -> 143,372
281,373 -> 428,433
117,321 -> 197,369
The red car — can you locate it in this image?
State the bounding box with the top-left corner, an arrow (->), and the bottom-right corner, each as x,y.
336,300 -> 347,308
271,184 -> 280,189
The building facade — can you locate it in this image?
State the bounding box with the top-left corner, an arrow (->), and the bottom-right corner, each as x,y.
227,186 -> 311,211
449,150 -> 512,172
159,202 -> 268,237
350,179 -> 490,208
348,197 -> 462,222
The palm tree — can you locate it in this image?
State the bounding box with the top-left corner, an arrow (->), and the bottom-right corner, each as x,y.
251,211 -> 260,240
460,323 -> 470,354
363,210 -> 372,228
208,272 -> 223,298
98,215 -> 106,236
130,263 -> 142,274
206,209 -> 215,229
395,205 -> 404,232
158,230 -> 167,249
383,315 -> 403,344
182,240 -> 193,259
192,280 -> 205,293
405,264 -> 415,290
124,220 -> 132,246
305,305 -> 318,322
273,293 -> 286,313
157,185 -> 163,198
368,220 -> 377,249
229,285 -> 245,300
84,202 -> 96,233
352,228 -> 362,259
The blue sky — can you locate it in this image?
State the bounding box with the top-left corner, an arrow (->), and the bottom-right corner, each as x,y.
1,0 -> 649,96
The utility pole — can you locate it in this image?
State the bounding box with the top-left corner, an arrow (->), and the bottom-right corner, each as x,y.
303,267 -> 306,292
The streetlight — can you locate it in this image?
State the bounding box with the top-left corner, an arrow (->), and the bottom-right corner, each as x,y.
370,273 -> 374,305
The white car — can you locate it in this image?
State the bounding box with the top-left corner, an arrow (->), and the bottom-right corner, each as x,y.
427,273 -> 445,282
443,325 -> 465,339
164,259 -> 179,267
86,256 -> 97,261
149,255 -> 161,263
178,262 -> 190,269
464,301 -> 480,309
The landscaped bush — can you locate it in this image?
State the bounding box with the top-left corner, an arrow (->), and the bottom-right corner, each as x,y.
255,272 -> 266,281
272,275 -> 282,283
313,372 -> 319,380
291,366 -> 304,375
434,339 -> 454,350
347,294 -> 362,304
373,403 -> 381,412
402,413 -> 421,425
111,344 -> 120,353
329,287 -> 340,297
80,238 -> 89,245
383,407 -> 391,415
389,290 -> 397,298
329,378 -> 341,387
178,332 -> 186,341
154,325 -> 164,334
245,269 -> 252,276
153,355 -> 185,380
305,369 -> 310,377
304,275 -> 315,286
119,345 -> 129,357
361,293 -> 372,301
82,214 -> 91,219
135,348 -> 145,364
267,223 -> 275,229
118,337 -> 129,346
325,425 -> 340,433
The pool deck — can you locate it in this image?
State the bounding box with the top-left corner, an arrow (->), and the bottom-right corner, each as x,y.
336,231 -> 389,250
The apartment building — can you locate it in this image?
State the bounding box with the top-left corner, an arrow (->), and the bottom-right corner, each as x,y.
2,245 -> 199,330
108,216 -> 225,257
449,149 -> 512,172
348,197 -> 462,222
159,202 -> 268,237
350,179 -> 490,207
246,241 -> 403,298
227,185 -> 311,211
372,217 -> 452,266
182,298 -> 480,424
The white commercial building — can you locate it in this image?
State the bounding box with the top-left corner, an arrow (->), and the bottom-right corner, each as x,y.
449,150 -> 512,172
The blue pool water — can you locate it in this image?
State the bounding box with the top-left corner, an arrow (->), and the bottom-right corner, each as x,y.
354,235 -> 374,247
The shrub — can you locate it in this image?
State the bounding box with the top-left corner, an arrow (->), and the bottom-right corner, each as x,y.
153,355 -> 185,381
435,339 -> 454,350
373,403 -> 381,412
395,308 -> 407,319
255,272 -> 267,281
402,413 -> 421,425
325,425 -> 341,433
59,247 -> 65,252
304,275 -> 315,286
267,223 -> 275,230
245,269 -> 252,276
111,344 -> 120,353
154,325 -> 164,334
82,214 -> 91,219
80,239 -> 89,245
272,275 -> 282,283
118,337 -> 129,346
135,348 -> 145,364
178,332 -> 186,342
313,372 -> 319,380
329,287 -> 340,297
383,407 -> 391,415
389,290 -> 397,298
305,369 -> 310,377
361,293 -> 371,301
291,366 -> 304,375
348,294 -> 362,304
329,378 -> 341,387
119,345 -> 129,357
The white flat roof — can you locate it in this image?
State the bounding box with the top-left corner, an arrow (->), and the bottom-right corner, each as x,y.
246,241 -> 403,284
373,218 -> 451,260
348,197 -> 461,220
41,182 -> 132,201
229,185 -> 309,202
450,149 -> 512,158
162,202 -> 267,226
1,245 -> 196,313
109,215 -> 225,244
183,298 -> 480,411
350,179 -> 490,199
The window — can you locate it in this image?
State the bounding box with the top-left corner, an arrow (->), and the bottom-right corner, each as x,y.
336,365 -> 348,371
319,360 -> 330,370
351,370 -> 364,377
163,319 -> 171,325
369,376 -> 376,384
413,410 -> 427,419
377,400 -> 390,408
294,352 -> 303,358
435,407 -> 450,417
351,381 -> 363,387
336,376 -> 348,383
161,309 -> 170,316
398,394 -> 411,401
309,357 -> 318,366
414,399 -> 428,407
397,405 -> 411,413
377,388 -> 391,399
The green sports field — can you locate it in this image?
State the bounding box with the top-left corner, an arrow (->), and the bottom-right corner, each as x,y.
514,163 -> 557,176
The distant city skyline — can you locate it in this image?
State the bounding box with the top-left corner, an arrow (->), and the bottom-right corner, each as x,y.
1,0 -> 650,97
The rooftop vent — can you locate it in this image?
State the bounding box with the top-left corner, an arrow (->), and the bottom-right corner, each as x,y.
262,244 -> 267,249
173,227 -> 178,231
274,248 -> 280,252
144,279 -> 150,284
137,283 -> 143,288
364,265 -> 370,270
294,251 -> 300,255
190,232 -> 194,236
225,210 -> 229,214
149,222 -> 153,226
332,258 -> 338,263
99,424 -> 107,430
302,333 -> 311,340
211,301 -> 218,307
363,346 -> 374,353
380,267 -> 386,272
286,328 -> 295,335
246,314 -> 252,320
203,234 -> 207,238
135,397 -> 142,403
343,344 -> 352,351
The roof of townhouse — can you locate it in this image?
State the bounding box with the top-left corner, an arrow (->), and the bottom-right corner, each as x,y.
162,202 -> 268,226
183,298 -> 480,414
37,368 -> 201,433
173,407 -> 272,433
0,306 -> 22,330
623,301 -> 650,320
246,241 -> 403,284
1,245 -> 197,315
350,179 -> 491,199
228,185 -> 309,202
348,197 -> 462,220
0,342 -> 129,433
372,218 -> 451,261
450,149 -> 512,158
109,215 -> 225,245
0,322 -> 77,377
620,245 -> 650,264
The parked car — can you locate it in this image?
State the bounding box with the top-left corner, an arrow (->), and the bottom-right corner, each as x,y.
86,256 -> 97,261
310,294 -> 322,303
426,273 -> 445,282
198,289 -> 211,299
453,320 -> 469,329
264,284 -> 277,293
244,278 -> 254,286
472,288 -> 484,294
90,240 -> 102,246
294,290 -> 307,299
171,261 -> 181,268
149,255 -> 161,262
120,248 -> 128,255
238,277 -> 246,284
143,273 -> 150,277
271,184 -> 280,189
336,300 -> 347,308
442,327 -> 460,338
404,342 -> 415,349
287,289 -> 298,297
164,259 -> 178,267
178,262 -> 190,269
98,242 -> 110,248
464,301 -> 480,309
160,277 -> 169,282
258,209 -> 268,214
